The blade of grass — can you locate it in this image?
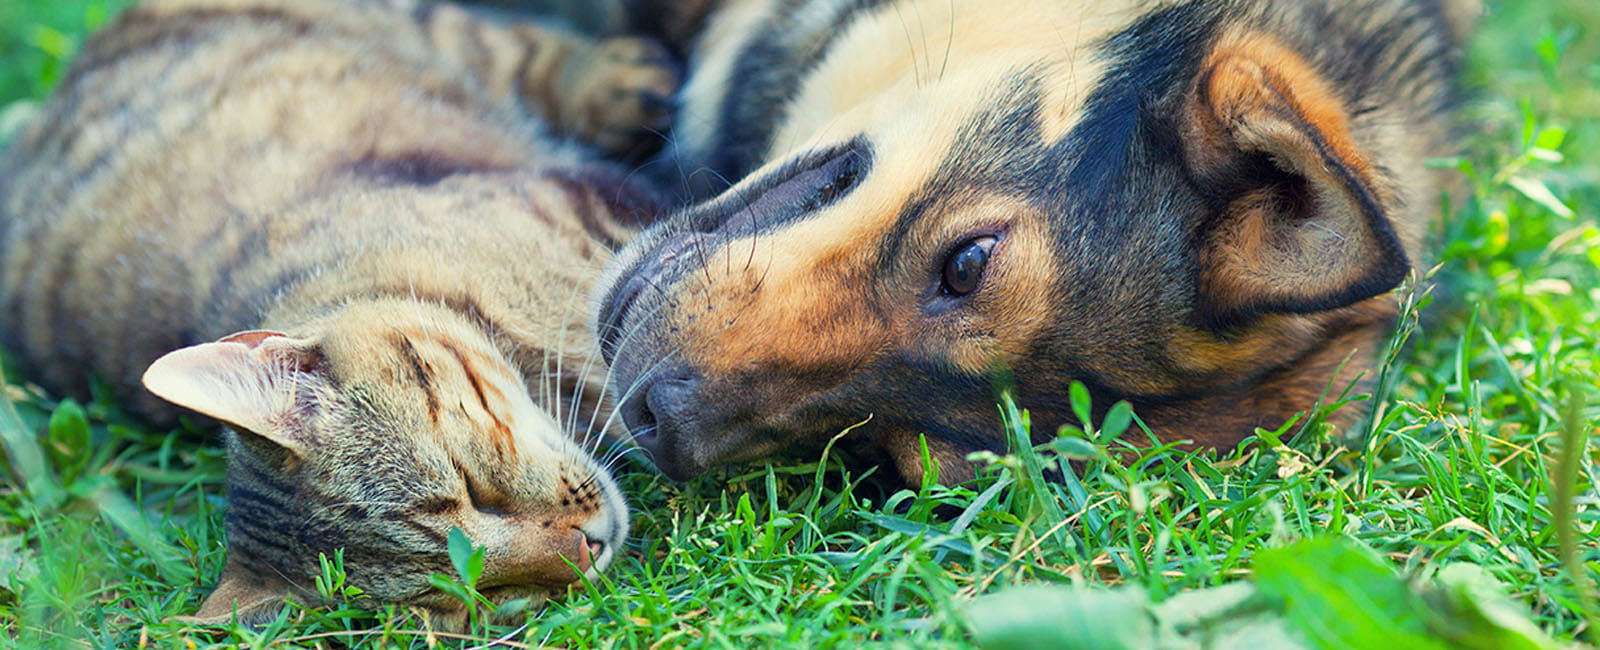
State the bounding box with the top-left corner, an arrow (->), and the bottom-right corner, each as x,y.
1552,384 -> 1598,645
0,363 -> 66,511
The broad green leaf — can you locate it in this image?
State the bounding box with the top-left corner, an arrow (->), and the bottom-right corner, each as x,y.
447,526 -> 482,588
968,585 -> 1154,650
1422,563 -> 1563,650
1533,126 -> 1566,151
1152,583 -> 1309,649
1254,539 -> 1452,650
493,597 -> 532,620
1249,538 -> 1567,650
46,398 -> 89,480
1044,434 -> 1099,461
0,368 -> 65,511
428,573 -> 468,602
1507,176 -> 1575,218
1101,401 -> 1135,441
1069,382 -> 1093,432
26,24 -> 75,60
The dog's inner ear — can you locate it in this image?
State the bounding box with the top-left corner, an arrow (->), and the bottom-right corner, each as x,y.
1180,32 -> 1410,327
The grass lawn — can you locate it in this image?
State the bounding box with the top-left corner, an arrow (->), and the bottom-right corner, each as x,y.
2,0 -> 1598,647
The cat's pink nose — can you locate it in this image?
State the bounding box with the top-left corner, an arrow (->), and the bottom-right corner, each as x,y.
481,527 -> 601,588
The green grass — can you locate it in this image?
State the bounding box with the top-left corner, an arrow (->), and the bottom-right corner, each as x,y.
2,0 -> 1598,647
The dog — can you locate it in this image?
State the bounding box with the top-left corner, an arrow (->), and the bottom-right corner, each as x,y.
594,0 -> 1476,483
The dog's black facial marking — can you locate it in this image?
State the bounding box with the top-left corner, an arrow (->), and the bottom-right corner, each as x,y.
710,138 -> 871,239
698,0 -> 895,187
1056,3 -> 1216,201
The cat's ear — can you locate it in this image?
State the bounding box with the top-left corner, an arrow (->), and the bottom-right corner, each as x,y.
1179,32 -> 1410,327
178,557 -> 292,626
141,330 -> 329,454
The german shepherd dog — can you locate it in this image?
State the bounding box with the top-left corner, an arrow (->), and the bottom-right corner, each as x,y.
593,0 -> 1476,483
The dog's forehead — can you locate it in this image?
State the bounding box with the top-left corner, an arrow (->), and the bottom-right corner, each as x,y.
768,0 -> 1209,155
862,74 -> 1112,262
711,63 -> 1168,298
701,0 -> 1224,256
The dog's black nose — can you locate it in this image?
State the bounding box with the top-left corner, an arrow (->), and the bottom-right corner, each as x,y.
620,365 -> 704,481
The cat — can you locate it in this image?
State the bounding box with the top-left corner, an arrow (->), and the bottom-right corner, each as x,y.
0,0 -> 676,626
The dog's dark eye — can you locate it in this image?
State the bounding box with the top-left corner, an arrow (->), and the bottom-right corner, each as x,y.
941,236 -> 997,296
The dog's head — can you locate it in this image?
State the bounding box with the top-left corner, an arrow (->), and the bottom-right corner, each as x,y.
598,4 -> 1450,482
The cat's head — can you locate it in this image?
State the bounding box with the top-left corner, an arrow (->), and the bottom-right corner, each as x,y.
142,300 -> 625,626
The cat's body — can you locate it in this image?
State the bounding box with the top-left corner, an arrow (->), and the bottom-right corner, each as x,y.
0,0 -> 675,623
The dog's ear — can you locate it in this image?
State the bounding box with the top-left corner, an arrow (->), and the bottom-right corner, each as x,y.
1179,32 -> 1409,327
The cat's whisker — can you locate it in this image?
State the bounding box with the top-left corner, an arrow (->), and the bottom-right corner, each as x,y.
586,341 -> 685,454
552,256 -> 612,444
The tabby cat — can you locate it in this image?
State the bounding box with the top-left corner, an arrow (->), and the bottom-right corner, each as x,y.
0,0 -> 676,624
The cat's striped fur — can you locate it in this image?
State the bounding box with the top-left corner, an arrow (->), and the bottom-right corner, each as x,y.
0,0 -> 676,624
